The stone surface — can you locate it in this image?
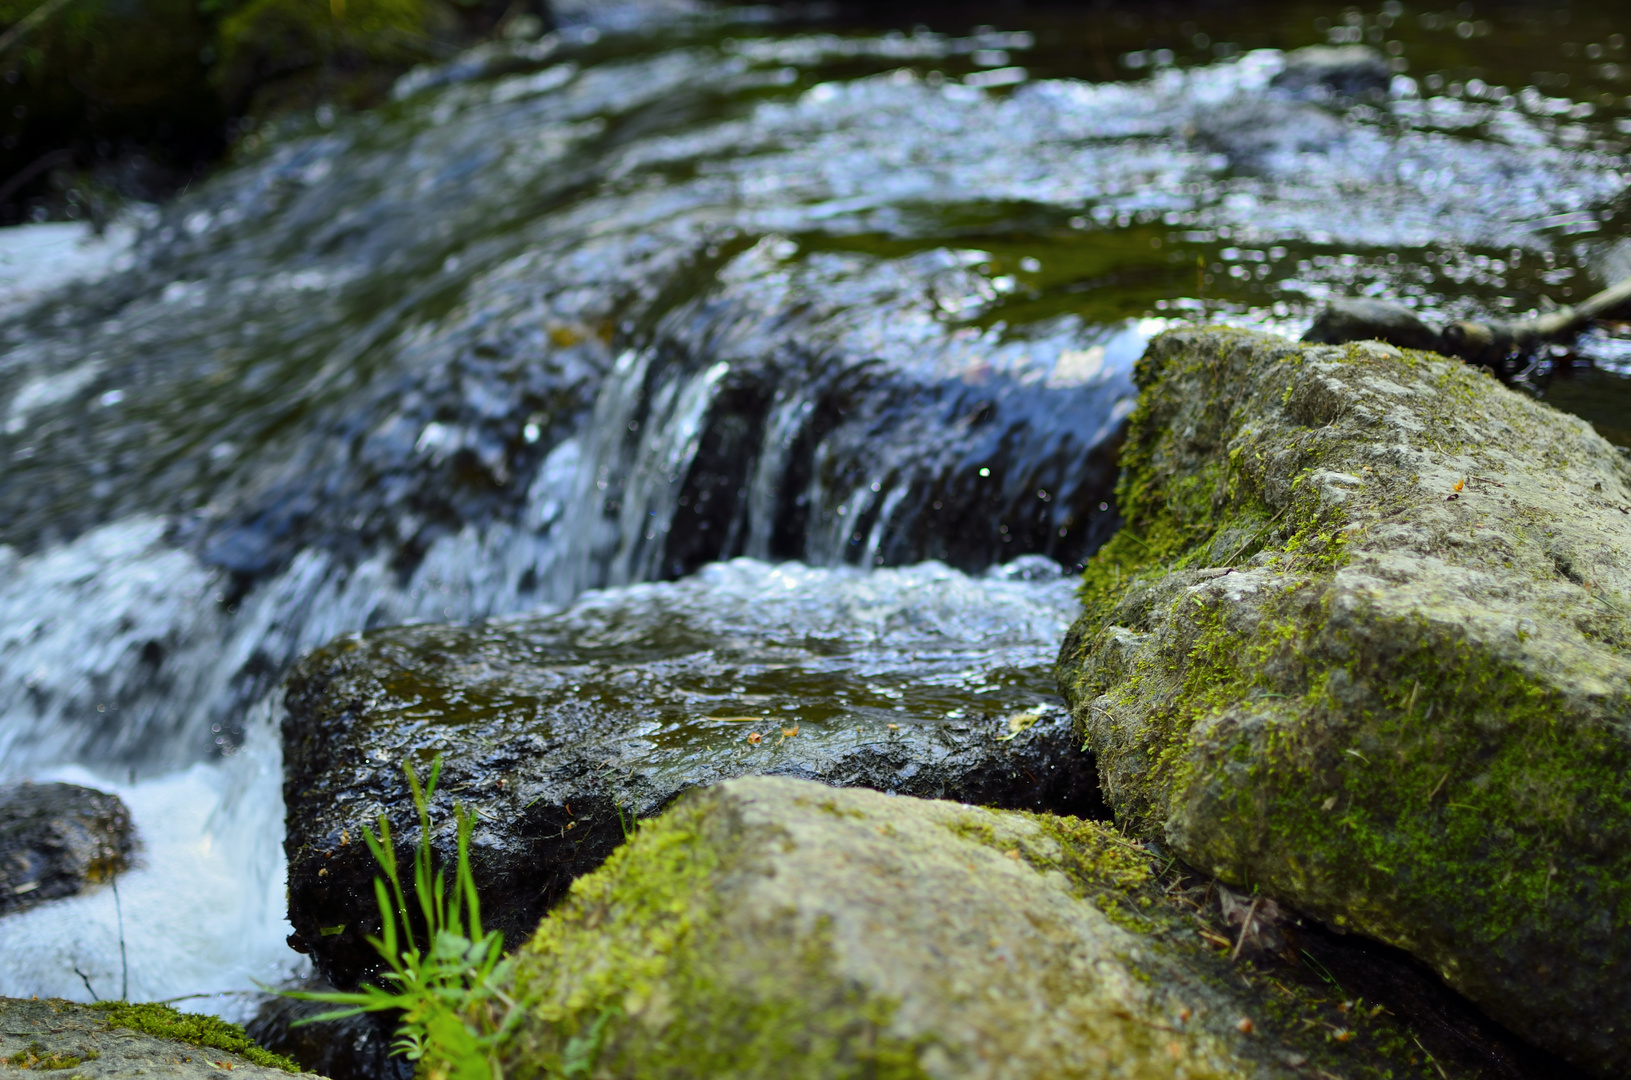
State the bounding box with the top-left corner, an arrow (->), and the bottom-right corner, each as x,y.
0,782 -> 132,917
1303,298 -> 1444,354
1057,327 -> 1631,1077
0,998 -> 307,1078
497,775 -> 1472,1080
1270,45 -> 1392,100
282,558 -> 1103,989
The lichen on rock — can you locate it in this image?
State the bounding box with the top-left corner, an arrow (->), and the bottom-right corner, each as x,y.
497,775 -> 1457,1080
1056,327 -> 1631,1077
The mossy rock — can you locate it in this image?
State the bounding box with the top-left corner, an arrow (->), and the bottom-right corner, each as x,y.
1056,327 -> 1631,1077
0,998 -> 306,1076
497,775 -> 1467,1080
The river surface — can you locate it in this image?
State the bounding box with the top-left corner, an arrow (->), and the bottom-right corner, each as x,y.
2,0 -> 1630,1018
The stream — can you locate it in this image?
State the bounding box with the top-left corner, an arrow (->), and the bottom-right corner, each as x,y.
3,0 -> 1630,1023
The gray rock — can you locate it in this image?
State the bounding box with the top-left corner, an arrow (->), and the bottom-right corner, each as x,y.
1058,327 -> 1631,1077
1303,297 -> 1445,353
0,997 -> 309,1078
495,776 -> 1457,1080
0,782 -> 132,916
282,559 -> 1102,989
1271,45 -> 1392,100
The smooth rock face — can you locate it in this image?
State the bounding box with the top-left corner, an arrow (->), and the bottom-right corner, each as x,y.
499,775 -> 1445,1080
1057,328 -> 1631,1077
282,558 -> 1103,988
0,998 -> 307,1079
0,782 -> 132,916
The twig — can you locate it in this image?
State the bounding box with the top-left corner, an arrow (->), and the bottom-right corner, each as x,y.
0,0 -> 73,56
73,966 -> 100,1002
0,148 -> 74,208
152,990 -> 260,1005
1230,896 -> 1262,962
1220,505 -> 1290,566
114,878 -> 128,1001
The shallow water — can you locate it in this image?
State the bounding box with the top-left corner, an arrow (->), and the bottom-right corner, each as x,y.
3,0 -> 1630,1015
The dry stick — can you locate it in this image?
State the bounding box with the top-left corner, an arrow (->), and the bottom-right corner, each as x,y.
1446,269 -> 1631,360
113,878 -> 128,1002
73,965 -> 100,1002
0,148 -> 74,208
1230,896 -> 1262,962
0,0 -> 72,56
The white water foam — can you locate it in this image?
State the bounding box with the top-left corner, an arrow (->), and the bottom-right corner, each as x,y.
0,706 -> 303,1022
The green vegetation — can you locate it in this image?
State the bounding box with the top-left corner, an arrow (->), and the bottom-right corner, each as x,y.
6,1040 -> 92,1069
284,755 -> 518,1080
91,1001 -> 299,1072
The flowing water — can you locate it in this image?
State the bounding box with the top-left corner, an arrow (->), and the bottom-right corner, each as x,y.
3,0 -> 1631,1019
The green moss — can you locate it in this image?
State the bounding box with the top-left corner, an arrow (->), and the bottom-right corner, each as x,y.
89,1002 -> 301,1073
504,792 -> 931,1080
1061,327 -> 1631,1068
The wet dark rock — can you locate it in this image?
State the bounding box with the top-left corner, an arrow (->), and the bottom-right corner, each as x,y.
281,558 -> 1103,988
1303,297 -> 1444,353
1270,45 -> 1392,101
246,981 -> 410,1080
0,782 -> 132,916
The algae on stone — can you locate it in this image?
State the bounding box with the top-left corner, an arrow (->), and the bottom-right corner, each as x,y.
497,775 -> 1458,1080
1057,327 -> 1631,1078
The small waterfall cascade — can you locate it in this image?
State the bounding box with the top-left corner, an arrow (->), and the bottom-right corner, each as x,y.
3,0 -> 1631,1017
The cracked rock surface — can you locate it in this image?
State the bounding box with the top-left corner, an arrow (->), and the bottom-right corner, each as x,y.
1058,327 -> 1631,1078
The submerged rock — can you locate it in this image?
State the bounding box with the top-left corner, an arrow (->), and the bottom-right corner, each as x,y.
496,775 -> 1461,1079
1271,45 -> 1392,100
0,998 -> 305,1078
0,782 -> 132,917
282,558 -> 1102,988
1058,327 -> 1631,1077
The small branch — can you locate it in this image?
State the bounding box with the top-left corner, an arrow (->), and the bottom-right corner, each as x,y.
1230,896 -> 1262,962
0,0 -> 72,55
74,965 -> 100,1002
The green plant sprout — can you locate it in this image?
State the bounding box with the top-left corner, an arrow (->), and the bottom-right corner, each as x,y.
285,756 -> 519,1080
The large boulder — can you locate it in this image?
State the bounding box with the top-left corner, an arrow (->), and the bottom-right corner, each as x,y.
282,559 -> 1102,988
0,782 -> 132,916
496,775 -> 1457,1079
1057,327 -> 1631,1076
